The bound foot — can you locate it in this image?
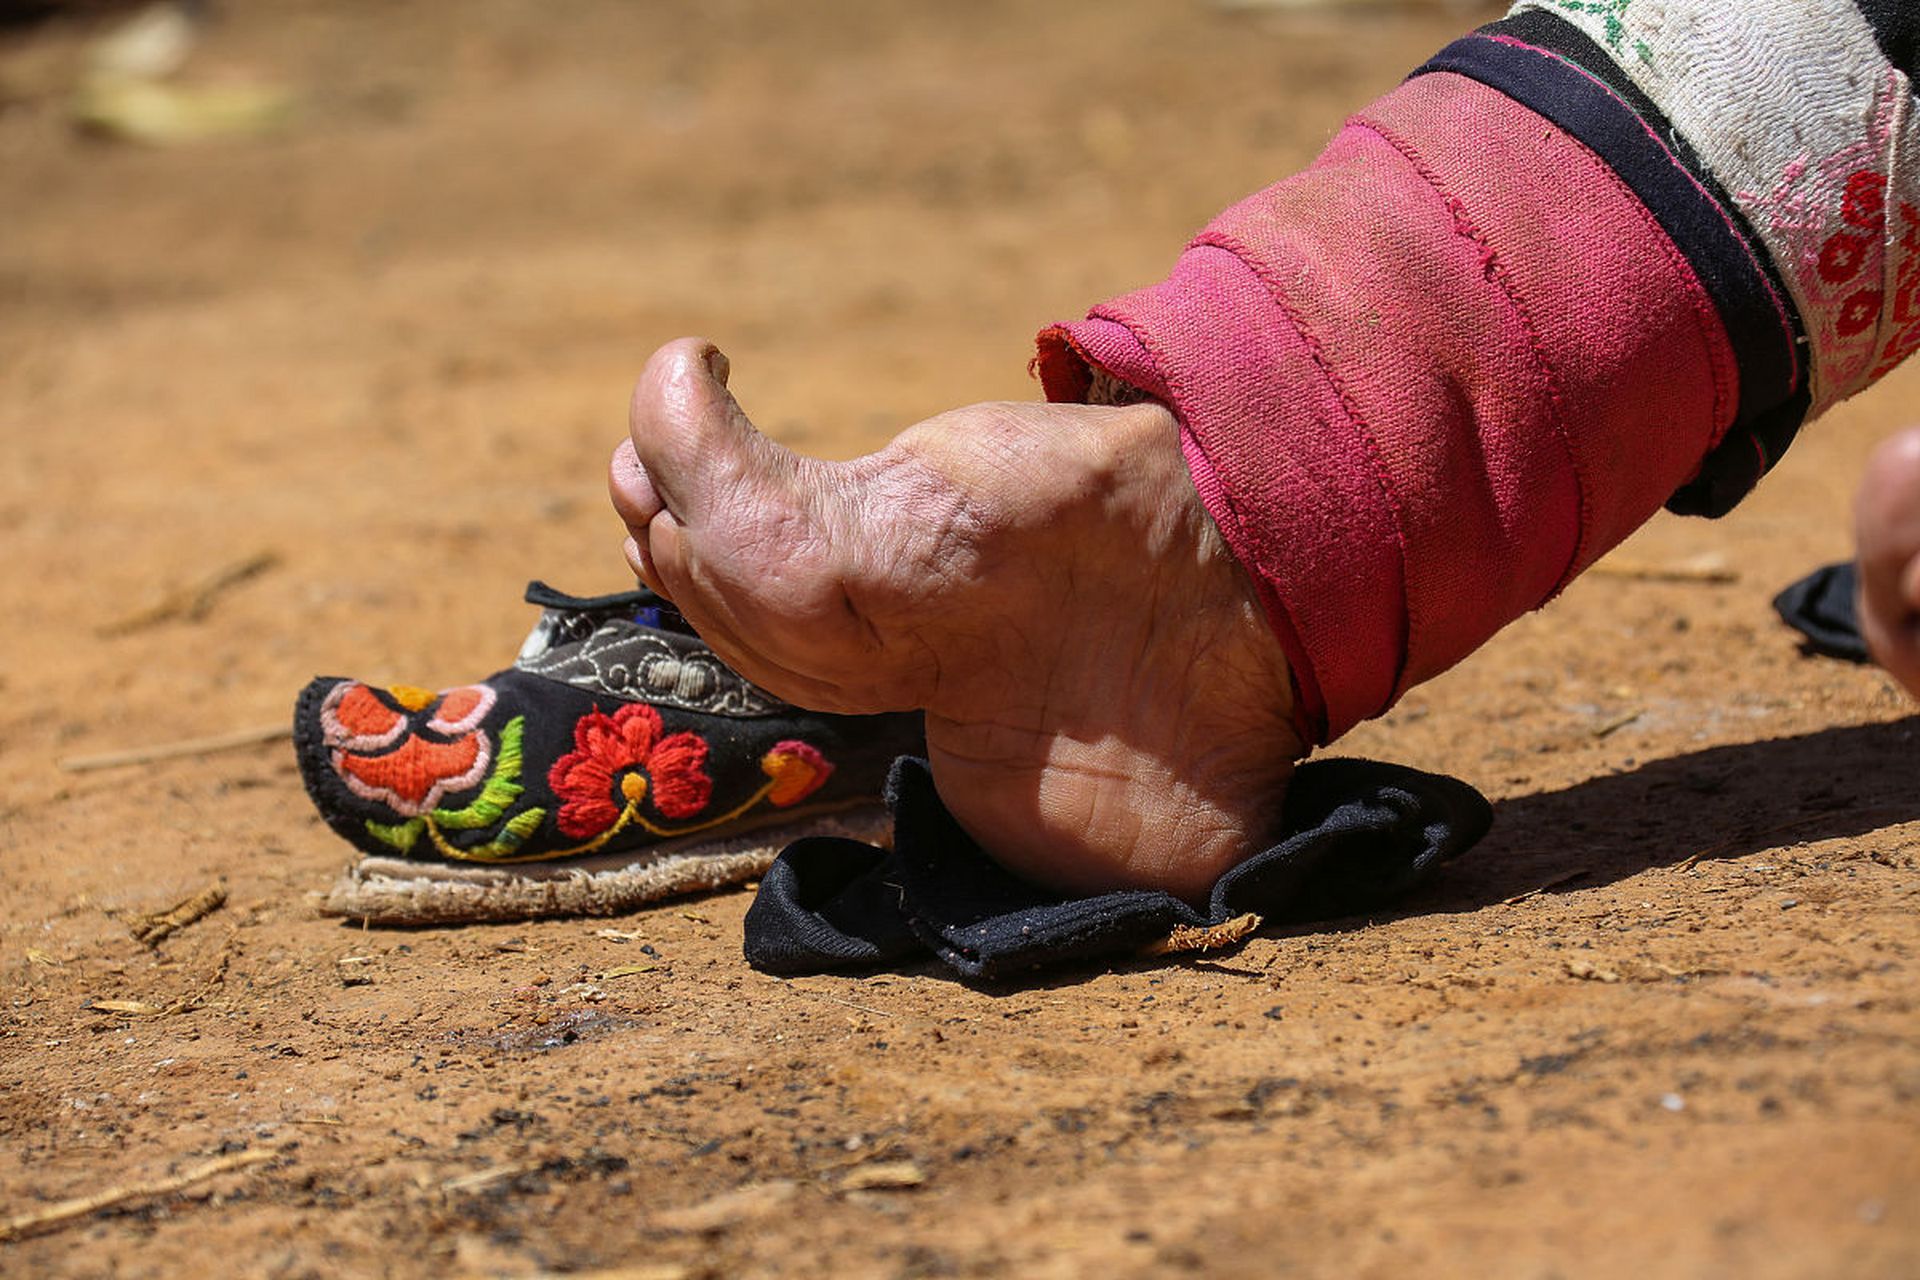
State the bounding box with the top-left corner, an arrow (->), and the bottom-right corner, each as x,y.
1856,426 -> 1920,698
609,339 -> 1304,900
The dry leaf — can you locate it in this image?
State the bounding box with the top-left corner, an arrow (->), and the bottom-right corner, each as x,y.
599,964 -> 660,981
75,76 -> 295,146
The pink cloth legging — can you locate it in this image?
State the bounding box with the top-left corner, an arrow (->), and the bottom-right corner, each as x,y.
1037,72 -> 1738,744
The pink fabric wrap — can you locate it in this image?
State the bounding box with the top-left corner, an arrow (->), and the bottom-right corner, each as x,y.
1036,72 -> 1738,743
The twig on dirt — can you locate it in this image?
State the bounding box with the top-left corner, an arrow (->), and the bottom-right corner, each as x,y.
837,1160 -> 927,1193
788,987 -> 897,1020
0,1147 -> 275,1243
87,932 -> 234,1018
87,998 -> 170,1016
126,883 -> 227,946
86,986 -> 211,1020
58,723 -> 291,773
1501,869 -> 1592,905
1140,912 -> 1264,957
598,963 -> 662,981
1590,709 -> 1642,739
1587,556 -> 1737,585
96,550 -> 282,637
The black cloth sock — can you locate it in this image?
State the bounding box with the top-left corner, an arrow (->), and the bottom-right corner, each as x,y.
744,756 -> 1492,981
1772,561 -> 1869,663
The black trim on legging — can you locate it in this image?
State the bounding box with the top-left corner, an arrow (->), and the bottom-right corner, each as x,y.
1411,10 -> 1810,518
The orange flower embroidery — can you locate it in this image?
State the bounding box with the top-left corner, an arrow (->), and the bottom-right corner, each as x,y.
762,740 -> 833,807
321,682 -> 497,817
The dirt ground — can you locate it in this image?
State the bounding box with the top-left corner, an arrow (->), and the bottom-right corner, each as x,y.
2,1 -> 1917,1276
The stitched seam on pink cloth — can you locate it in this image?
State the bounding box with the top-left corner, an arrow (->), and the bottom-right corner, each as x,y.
1484,31 -> 1801,399
1084,301 -> 1328,742
1349,114 -> 1589,597
1191,225 -> 1415,700
1564,132 -> 1738,466
1387,78 -> 1736,478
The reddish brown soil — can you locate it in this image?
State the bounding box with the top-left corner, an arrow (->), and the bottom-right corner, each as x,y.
2,3 -> 1917,1276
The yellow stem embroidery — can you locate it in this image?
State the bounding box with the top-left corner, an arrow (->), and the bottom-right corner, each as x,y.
421,779 -> 782,865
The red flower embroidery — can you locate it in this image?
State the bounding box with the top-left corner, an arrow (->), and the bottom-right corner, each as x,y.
321,682 -> 496,817
1837,287 -> 1882,338
1819,231 -> 1870,286
761,740 -> 834,807
549,703 -> 712,838
1842,170 -> 1887,230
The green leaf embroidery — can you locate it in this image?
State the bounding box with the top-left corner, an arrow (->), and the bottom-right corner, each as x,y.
363,716 -> 550,859
432,715 -> 530,830
366,816 -> 424,853
431,807 -> 548,861
497,807 -> 547,851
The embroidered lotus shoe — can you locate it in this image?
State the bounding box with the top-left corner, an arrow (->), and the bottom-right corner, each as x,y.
297,581 -> 924,926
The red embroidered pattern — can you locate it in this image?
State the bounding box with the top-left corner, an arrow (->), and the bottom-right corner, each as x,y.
1873,201 -> 1920,379
1818,230 -> 1870,285
1843,170 -> 1887,228
548,703 -> 713,838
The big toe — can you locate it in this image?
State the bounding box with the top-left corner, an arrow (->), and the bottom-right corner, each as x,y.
615,338 -> 774,544
617,340 -> 820,602
611,340 -> 920,712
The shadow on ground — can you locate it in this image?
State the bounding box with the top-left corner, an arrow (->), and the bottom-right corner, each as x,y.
1413,714 -> 1920,911
806,716 -> 1920,991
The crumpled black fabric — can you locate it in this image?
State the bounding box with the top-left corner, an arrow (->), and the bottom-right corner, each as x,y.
743,755 -> 1492,981
1772,561 -> 1869,663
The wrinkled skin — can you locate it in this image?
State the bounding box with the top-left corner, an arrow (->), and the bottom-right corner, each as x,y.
609,338 -> 1304,902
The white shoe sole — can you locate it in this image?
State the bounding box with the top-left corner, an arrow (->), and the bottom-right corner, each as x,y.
319,804 -> 892,926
